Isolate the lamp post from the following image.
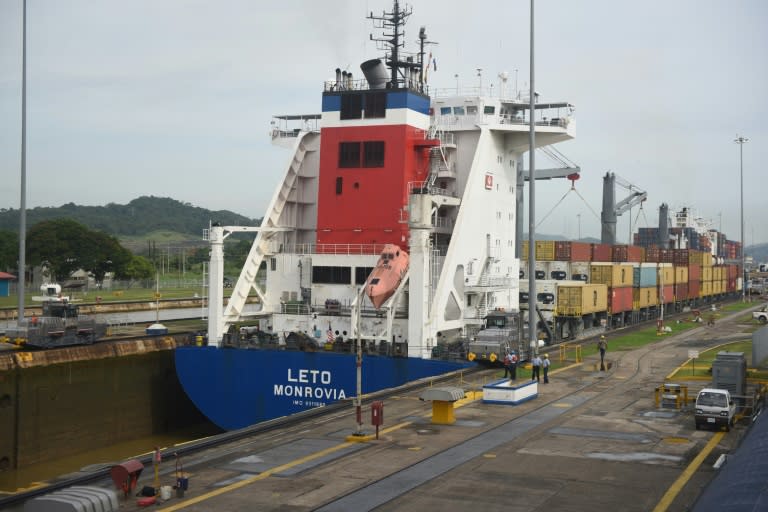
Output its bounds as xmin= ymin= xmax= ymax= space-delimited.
xmin=734 ymin=135 xmax=748 ymax=301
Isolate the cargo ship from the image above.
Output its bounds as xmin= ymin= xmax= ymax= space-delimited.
xmin=175 ymin=1 xmax=576 ymax=430
xmin=175 ymin=2 xmax=742 ymax=431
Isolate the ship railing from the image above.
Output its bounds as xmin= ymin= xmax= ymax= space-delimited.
xmin=323 ymin=77 xmax=428 ymax=95
xmin=270 ymin=114 xmax=321 ymax=141
xmin=287 ymin=243 xmax=389 ymax=256
xmin=407 ymin=181 xmax=458 ymax=198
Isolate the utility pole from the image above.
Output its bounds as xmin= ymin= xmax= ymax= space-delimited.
xmin=734 ymin=135 xmax=748 ymax=301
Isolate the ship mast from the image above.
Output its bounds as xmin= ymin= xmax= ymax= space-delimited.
xmin=18 ymin=0 xmax=28 ymax=326
xmin=368 ymin=1 xmax=423 ymax=91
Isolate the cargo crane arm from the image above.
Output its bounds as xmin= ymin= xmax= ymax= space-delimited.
xmin=601 ymin=172 xmax=647 ymax=245
xmin=613 ymin=174 xmax=647 ymax=216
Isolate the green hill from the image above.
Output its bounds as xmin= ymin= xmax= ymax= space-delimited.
xmin=0 ymin=196 xmax=258 ymax=237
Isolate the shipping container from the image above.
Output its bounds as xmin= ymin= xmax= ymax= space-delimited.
xmin=521 ymin=240 xmax=529 ymax=260
xmin=569 ymin=262 xmax=590 ymax=282
xmin=612 ymin=244 xmax=645 ymax=263
xmin=674 ymin=282 xmax=689 ymax=301
xmin=549 ymin=261 xmax=570 ymax=280
xmin=658 ymin=284 xmax=674 ymax=304
xmin=688 ymin=250 xmax=706 ymax=266
xmin=674 ymin=266 xmax=689 ymax=285
xmin=590 ymin=263 xmax=634 ymax=287
xmin=688 ymin=280 xmax=701 ymax=299
xmin=535 ymin=261 xmax=549 ymax=280
xmin=632 ymin=286 xmax=658 ymax=309
xmin=689 ymin=264 xmax=701 ymax=281
xmin=673 ymin=249 xmax=690 ymax=266
xmin=556 ymin=283 xmax=608 ymax=316
xmin=702 ymin=280 xmax=713 ymax=297
xmin=591 ymin=243 xmax=613 ymax=262
xmin=554 ymin=241 xmax=592 ymax=262
xmin=535 ymin=240 xmax=556 ymax=261
xmin=702 ymin=252 xmax=713 ymax=267
xmin=657 ymin=263 xmax=674 ymax=286
xmin=633 ymin=263 xmax=658 ymax=287
xmin=519 ymin=279 xmax=556 ymax=310
xmin=702 ymin=266 xmax=713 ymax=282
xmin=608 ymin=286 xmax=633 ymax=313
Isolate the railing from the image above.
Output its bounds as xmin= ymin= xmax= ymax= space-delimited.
xmin=323 ymin=77 xmax=428 ymax=95
xmin=288 ymin=243 xmax=388 ymax=256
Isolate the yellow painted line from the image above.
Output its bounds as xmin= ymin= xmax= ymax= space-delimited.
xmin=651 ymin=431 xmax=724 ymax=512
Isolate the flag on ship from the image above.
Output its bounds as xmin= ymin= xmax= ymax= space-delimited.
xmin=327 ymin=323 xmax=334 ymax=343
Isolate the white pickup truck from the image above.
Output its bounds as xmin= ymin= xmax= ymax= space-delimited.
xmin=753 ymin=305 xmax=768 ymax=324
xmin=694 ymin=388 xmax=736 ymax=431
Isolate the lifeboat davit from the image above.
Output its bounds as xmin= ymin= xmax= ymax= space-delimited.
xmin=366 ymin=244 xmax=409 ymax=309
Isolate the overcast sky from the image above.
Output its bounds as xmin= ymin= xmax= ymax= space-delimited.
xmin=1 ymin=0 xmax=766 ymax=245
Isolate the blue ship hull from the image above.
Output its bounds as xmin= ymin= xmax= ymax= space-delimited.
xmin=175 ymin=346 xmax=473 ymax=431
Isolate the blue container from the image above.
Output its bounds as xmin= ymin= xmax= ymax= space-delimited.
xmin=633 ymin=265 xmax=657 ymax=287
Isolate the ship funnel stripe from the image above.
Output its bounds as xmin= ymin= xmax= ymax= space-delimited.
xmin=322 ymin=91 xmax=430 ymax=115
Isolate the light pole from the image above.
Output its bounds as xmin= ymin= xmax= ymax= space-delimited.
xmin=734 ymin=135 xmax=748 ymax=301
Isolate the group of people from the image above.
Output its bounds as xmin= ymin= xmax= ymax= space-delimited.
xmin=503 ymin=350 xmax=550 ymax=383
xmin=503 ymin=335 xmax=609 ymax=383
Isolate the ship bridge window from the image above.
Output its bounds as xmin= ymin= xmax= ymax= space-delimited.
xmin=339 ymin=142 xmax=361 ymax=168
xmin=355 ymin=266 xmax=374 ymax=284
xmin=364 ymin=92 xmax=386 ymax=118
xmin=363 ymin=141 xmax=385 ymax=167
xmin=440 ymin=107 xmax=451 ymax=115
xmin=340 ymin=93 xmax=363 ymax=120
xmin=312 ymin=266 xmax=352 ymax=284
xmin=453 ymin=106 xmax=465 ymax=115
xmin=484 ymin=106 xmax=495 ymax=115
xmin=466 ymin=105 xmax=477 ymax=115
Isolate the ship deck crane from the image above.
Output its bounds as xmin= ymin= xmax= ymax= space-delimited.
xmin=600 ymin=172 xmax=647 ymax=245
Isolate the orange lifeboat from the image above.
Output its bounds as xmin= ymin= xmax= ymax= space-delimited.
xmin=366 ymin=244 xmax=409 ymax=309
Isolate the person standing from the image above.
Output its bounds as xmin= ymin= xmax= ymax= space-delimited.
xmin=542 ymin=354 xmax=551 ymax=383
xmin=503 ymin=351 xmax=513 ymax=379
xmin=531 ymin=354 xmax=542 ymax=382
xmin=597 ymin=335 xmax=608 ymax=370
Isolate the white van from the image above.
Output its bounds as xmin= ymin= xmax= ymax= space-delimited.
xmin=694 ymin=388 xmax=736 ymax=431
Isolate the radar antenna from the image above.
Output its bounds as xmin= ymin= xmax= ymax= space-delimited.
xmin=368 ymin=1 xmax=426 ymax=90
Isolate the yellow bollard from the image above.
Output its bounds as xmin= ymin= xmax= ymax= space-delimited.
xmin=431 ymin=401 xmax=456 ymax=425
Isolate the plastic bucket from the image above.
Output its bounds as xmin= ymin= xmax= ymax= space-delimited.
xmin=160 ymin=486 xmax=172 ymax=500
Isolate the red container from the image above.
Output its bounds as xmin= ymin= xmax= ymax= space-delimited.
xmin=555 ymin=241 xmax=592 ymax=262
xmin=673 ymin=249 xmax=689 ymax=266
xmin=613 ymin=244 xmax=644 ymax=262
xmin=645 ymin=247 xmax=660 ymax=262
xmin=688 ymin=264 xmax=701 ymax=281
xmin=675 ymin=283 xmax=689 ymax=300
xmin=608 ymin=286 xmax=633 ymax=313
xmin=658 ymin=284 xmax=674 ymax=303
xmin=688 ymin=280 xmax=701 ymax=299
xmin=591 ymin=243 xmax=612 ymax=262
xmin=659 ymin=249 xmax=673 ymax=263
xmin=727 ymin=264 xmax=738 ymax=280
xmin=727 ymin=278 xmax=736 ymax=293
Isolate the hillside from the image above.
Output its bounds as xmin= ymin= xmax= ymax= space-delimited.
xmin=0 ymin=196 xmax=258 ymax=237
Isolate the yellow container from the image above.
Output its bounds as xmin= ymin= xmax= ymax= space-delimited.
xmin=688 ymin=250 xmax=702 ymax=266
xmin=535 ymin=240 xmax=556 ymax=261
xmin=521 ymin=240 xmax=529 ymax=260
xmin=702 ymin=281 xmax=713 ymax=296
xmin=702 ymin=266 xmax=713 ymax=282
xmin=702 ymin=252 xmax=713 ymax=267
xmin=556 ymin=283 xmax=608 ymax=316
xmin=590 ymin=263 xmax=634 ymax=287
xmin=632 ymin=286 xmax=658 ymax=309
xmin=657 ymin=264 xmax=674 ymax=286
xmin=674 ymin=266 xmax=688 ymax=284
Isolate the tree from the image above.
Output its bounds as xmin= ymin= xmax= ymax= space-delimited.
xmin=0 ymin=230 xmax=18 ymax=272
xmin=27 ymin=219 xmax=133 ymax=284
xmin=115 ymin=255 xmax=156 ymax=285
